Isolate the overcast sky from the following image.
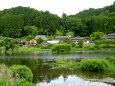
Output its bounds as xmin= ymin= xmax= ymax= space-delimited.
xmin=0 ymin=0 xmax=114 ymax=16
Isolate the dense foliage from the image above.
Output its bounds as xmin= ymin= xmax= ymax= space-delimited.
xmin=108 ymin=57 xmax=115 ymax=65
xmin=89 ymin=32 xmax=104 ymax=41
xmin=37 ymin=38 xmax=43 ymax=44
xmin=52 ymin=44 xmax=72 ymax=53
xmin=0 ymin=2 xmax=115 ymax=38
xmin=80 ymin=58 xmax=110 ymax=72
xmin=95 ymin=39 xmax=115 ymax=44
xmin=10 ymin=65 xmax=33 ymax=82
xmin=77 ymin=40 xmax=83 ymax=48
xmin=0 ymin=39 xmax=19 ymax=53
xmin=0 ymin=64 xmax=35 ymax=86
xmin=14 ymin=80 xmax=35 ymax=86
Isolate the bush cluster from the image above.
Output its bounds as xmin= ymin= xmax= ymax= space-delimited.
xmin=0 ymin=64 xmax=35 ymax=86
xmin=14 ymin=79 xmax=35 ymax=86
xmin=10 ymin=65 xmax=33 ymax=82
xmin=80 ymin=58 xmax=110 ymax=72
xmin=52 ymin=44 xmax=72 ymax=53
xmin=108 ymin=57 xmax=115 ymax=65
xmin=95 ymin=39 xmax=115 ymax=45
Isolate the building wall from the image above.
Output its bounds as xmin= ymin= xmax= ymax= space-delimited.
xmin=30 ymin=39 xmax=37 ymax=44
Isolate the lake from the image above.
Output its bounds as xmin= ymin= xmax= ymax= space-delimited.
xmin=0 ymin=50 xmax=115 ymax=86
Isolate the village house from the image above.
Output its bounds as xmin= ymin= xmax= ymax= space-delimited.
xmin=70 ymin=37 xmax=89 ymax=44
xmin=101 ymin=33 xmax=115 ymax=40
xmin=47 ymin=40 xmax=59 ymax=44
xmin=55 ymin=36 xmax=89 ymax=44
xmin=30 ymin=35 xmax=48 ymax=46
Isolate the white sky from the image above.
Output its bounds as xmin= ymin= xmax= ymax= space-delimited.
xmin=0 ymin=0 xmax=114 ymax=16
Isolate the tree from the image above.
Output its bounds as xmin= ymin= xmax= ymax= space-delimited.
xmin=23 ymin=26 xmax=38 ymax=36
xmin=66 ymin=31 xmax=74 ymax=37
xmin=0 ymin=15 xmax=24 ymax=38
xmin=63 ymin=17 xmax=88 ymax=36
xmin=62 ymin=13 xmax=67 ymax=18
xmin=2 ymin=39 xmax=18 ymax=53
xmin=89 ymin=32 xmax=105 ymax=41
xmin=60 ymin=38 xmax=70 ymax=44
xmin=77 ymin=40 xmax=83 ymax=48
xmin=55 ymin=30 xmax=63 ymax=36
xmin=52 ymin=44 xmax=72 ymax=53
xmin=37 ymin=38 xmax=43 ymax=44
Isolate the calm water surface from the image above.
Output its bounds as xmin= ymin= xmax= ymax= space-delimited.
xmin=0 ymin=50 xmax=115 ymax=86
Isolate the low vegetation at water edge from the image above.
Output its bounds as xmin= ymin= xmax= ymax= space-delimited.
xmin=0 ymin=64 xmax=35 ymax=86
xmin=52 ymin=44 xmax=72 ymax=53
xmin=55 ymin=57 xmax=115 ymax=72
xmin=80 ymin=58 xmax=110 ymax=72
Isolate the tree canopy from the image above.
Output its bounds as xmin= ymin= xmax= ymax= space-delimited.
xmin=0 ymin=2 xmax=115 ymax=38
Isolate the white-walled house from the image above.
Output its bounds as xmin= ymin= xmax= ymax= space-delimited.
xmin=47 ymin=40 xmax=59 ymax=44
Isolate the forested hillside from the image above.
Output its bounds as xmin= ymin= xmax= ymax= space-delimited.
xmin=0 ymin=2 xmax=115 ymax=38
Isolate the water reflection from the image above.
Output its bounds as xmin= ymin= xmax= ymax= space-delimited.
xmin=0 ymin=50 xmax=115 ymax=86
xmin=0 ymin=50 xmax=115 ymax=59
xmin=37 ymin=75 xmax=113 ymax=86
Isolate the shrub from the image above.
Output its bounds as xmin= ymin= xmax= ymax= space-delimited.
xmin=94 ymin=45 xmax=100 ymax=49
xmin=0 ymin=82 xmax=10 ymax=86
xmin=36 ymin=44 xmax=42 ymax=48
xmin=10 ymin=65 xmax=33 ymax=82
xmin=83 ymin=45 xmax=95 ymax=49
xmin=52 ymin=44 xmax=72 ymax=53
xmin=21 ymin=35 xmax=35 ymax=41
xmin=80 ymin=58 xmax=110 ymax=72
xmin=60 ymin=38 xmax=71 ymax=44
xmin=14 ymin=79 xmax=35 ymax=86
xmin=99 ymin=44 xmax=110 ymax=48
xmin=77 ymin=40 xmax=83 ymax=48
xmin=95 ymin=39 xmax=115 ymax=45
xmin=36 ymin=38 xmax=43 ymax=44
xmin=89 ymin=32 xmax=104 ymax=41
xmin=40 ymin=46 xmax=50 ymax=49
xmin=108 ymin=57 xmax=115 ymax=65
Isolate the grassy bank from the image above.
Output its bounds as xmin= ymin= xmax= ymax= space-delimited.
xmin=0 ymin=47 xmax=51 ymax=54
xmin=17 ymin=47 xmax=51 ymax=52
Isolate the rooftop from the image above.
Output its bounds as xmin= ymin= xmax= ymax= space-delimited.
xmin=102 ymin=33 xmax=115 ymax=39
xmin=70 ymin=37 xmax=88 ymax=40
xmin=55 ymin=36 xmax=71 ymax=39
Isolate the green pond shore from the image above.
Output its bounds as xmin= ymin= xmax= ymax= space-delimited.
xmin=1 ymin=44 xmax=115 ymax=53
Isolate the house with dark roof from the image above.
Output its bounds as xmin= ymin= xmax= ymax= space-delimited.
xmin=101 ymin=33 xmax=115 ymax=39
xmin=30 ymin=35 xmax=48 ymax=46
xmin=55 ymin=36 xmax=71 ymax=40
xmin=70 ymin=37 xmax=89 ymax=44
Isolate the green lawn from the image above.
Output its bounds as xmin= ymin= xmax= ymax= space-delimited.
xmin=17 ymin=47 xmax=51 ymax=52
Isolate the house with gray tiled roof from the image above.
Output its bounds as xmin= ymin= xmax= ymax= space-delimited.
xmin=101 ymin=33 xmax=115 ymax=39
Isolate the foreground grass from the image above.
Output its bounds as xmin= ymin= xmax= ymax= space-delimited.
xmin=0 ymin=64 xmax=35 ymax=86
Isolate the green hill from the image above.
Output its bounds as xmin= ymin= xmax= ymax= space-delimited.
xmin=0 ymin=2 xmax=115 ymax=38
